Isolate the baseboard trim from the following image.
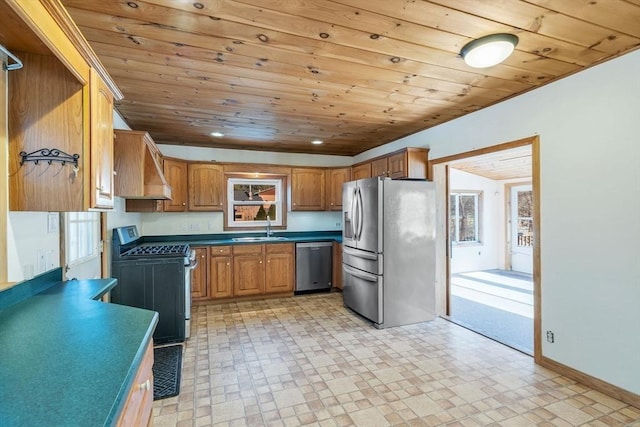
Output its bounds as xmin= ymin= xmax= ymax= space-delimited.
xmin=539 ymin=356 xmax=639 ymax=409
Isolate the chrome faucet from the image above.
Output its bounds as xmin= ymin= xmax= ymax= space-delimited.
xmin=266 ymin=216 xmax=273 ymax=237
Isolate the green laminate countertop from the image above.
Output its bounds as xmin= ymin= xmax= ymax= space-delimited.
xmin=143 ymin=230 xmax=342 ymax=247
xmin=0 ymin=276 xmax=158 ymax=426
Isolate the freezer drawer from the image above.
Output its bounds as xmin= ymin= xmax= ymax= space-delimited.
xmin=342 ymin=264 xmax=383 ymax=324
xmin=342 ymin=245 xmax=381 ymax=275
xmin=295 ymin=242 xmax=333 ymax=293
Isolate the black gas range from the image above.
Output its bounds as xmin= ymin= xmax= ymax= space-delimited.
xmin=111 ymin=225 xmax=196 ymax=344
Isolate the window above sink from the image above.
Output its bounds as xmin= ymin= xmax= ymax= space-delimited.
xmin=226 ymin=177 xmax=284 ymax=230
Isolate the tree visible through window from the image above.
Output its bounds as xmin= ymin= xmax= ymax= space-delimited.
xmin=450 ymin=192 xmax=480 ymax=244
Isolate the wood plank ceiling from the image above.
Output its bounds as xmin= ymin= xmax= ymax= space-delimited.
xmin=450 ymin=145 xmax=532 ymax=180
xmin=60 ymin=0 xmax=640 ymax=156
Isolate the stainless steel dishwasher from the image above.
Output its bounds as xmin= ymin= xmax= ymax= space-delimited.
xmin=295 ymin=242 xmax=333 ymax=294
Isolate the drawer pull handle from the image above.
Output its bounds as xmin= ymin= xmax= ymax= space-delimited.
xmin=139 ymin=379 xmax=151 ymax=391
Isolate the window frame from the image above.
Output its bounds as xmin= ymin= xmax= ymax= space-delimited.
xmin=225 ymin=175 xmax=287 ymax=230
xmin=64 ymin=212 xmax=100 ymax=266
xmin=449 ymin=191 xmax=482 ymax=245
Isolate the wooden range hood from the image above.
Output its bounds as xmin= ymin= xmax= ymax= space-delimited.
xmin=113 ymin=130 xmax=172 ymax=200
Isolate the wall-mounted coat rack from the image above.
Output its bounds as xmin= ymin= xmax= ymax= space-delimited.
xmin=19 ymin=148 xmax=80 ymax=168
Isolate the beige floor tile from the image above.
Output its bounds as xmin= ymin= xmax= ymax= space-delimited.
xmin=155 ymin=293 xmax=639 ymax=426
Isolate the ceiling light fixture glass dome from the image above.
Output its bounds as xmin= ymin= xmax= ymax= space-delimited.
xmin=460 ymin=34 xmax=519 ymax=68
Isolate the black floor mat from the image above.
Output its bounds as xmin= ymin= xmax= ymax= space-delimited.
xmin=153 ymin=345 xmax=183 ymax=400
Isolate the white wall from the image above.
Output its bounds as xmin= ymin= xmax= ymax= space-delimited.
xmin=357 ymin=50 xmax=640 ymax=394
xmin=6 ymin=212 xmax=60 ymax=281
xmin=449 ymin=168 xmax=500 ymax=274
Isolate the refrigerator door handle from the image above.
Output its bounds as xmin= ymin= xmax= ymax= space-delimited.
xmin=343 ymin=264 xmax=378 ymax=282
xmin=351 ymin=187 xmax=358 ymax=240
xmin=343 ymin=246 xmax=377 ymax=260
xmin=356 ymin=187 xmax=364 ymax=240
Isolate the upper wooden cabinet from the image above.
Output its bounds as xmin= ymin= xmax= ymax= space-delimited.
xmin=163 ymin=159 xmax=188 ymax=212
xmin=351 ymin=148 xmax=430 ymax=181
xmin=370 ymin=157 xmax=388 ymax=178
xmin=326 ymin=167 xmax=351 ymax=211
xmin=188 ymin=163 xmax=224 ymax=211
xmin=351 ymin=163 xmax=372 ymax=180
xmin=90 ymin=69 xmax=115 ymax=209
xmin=4 ymin=0 xmax=122 ymax=212
xmin=388 ymin=148 xmax=429 ymax=179
xmin=113 ymin=130 xmax=171 ymax=200
xmin=291 ymin=168 xmax=326 ymax=211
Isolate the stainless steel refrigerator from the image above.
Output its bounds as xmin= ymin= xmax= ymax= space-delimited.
xmin=342 ymin=176 xmax=436 ymax=328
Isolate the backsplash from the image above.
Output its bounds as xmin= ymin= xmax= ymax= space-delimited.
xmin=140 ymin=211 xmax=342 ymax=236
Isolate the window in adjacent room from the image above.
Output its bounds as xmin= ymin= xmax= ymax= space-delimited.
xmin=450 ymin=192 xmax=481 ymax=244
xmin=65 ymin=211 xmax=100 ymax=265
xmin=226 ymin=177 xmax=284 ymax=228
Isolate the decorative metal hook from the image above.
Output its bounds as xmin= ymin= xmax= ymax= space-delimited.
xmin=19 ymin=148 xmax=80 ymax=168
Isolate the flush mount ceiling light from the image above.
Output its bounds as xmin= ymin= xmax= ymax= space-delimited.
xmin=210 ymin=132 xmax=224 ymax=138
xmin=460 ymin=33 xmax=519 ymax=68
xmin=311 ymin=140 xmax=323 ymax=145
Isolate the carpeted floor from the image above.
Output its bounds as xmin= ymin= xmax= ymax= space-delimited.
xmin=449 ymin=269 xmax=533 ymax=355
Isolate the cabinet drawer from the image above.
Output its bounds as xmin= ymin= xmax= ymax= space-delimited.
xmin=210 ymin=245 xmax=231 ymax=256
xmin=266 ymin=243 xmax=294 ymax=254
xmin=233 ymin=244 xmax=264 ymax=255
xmin=117 ymin=340 xmax=154 ymax=427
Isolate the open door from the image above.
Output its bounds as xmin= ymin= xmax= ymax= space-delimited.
xmin=509 ymin=185 xmax=533 ymax=275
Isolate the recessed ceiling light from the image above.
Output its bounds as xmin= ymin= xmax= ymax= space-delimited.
xmin=460 ymin=34 xmax=519 ymax=68
xmin=311 ymin=140 xmax=323 ymax=145
xmin=210 ymin=132 xmax=224 ymax=138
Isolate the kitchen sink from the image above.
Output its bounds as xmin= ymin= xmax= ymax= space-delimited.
xmin=232 ymin=236 xmax=288 ymax=242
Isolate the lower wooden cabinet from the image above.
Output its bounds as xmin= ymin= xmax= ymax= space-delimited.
xmin=191 ymin=247 xmax=209 ymax=300
xmin=210 ymin=246 xmax=233 ymax=298
xmin=265 ymin=243 xmax=294 ymax=293
xmin=116 ymin=340 xmax=153 ymax=427
xmin=233 ymin=244 xmax=265 ymax=296
xmin=190 ymin=243 xmax=296 ymax=301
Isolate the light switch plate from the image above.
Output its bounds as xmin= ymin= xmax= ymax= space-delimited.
xmin=47 ymin=213 xmax=58 ymax=233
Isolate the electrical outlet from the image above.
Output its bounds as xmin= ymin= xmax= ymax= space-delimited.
xmin=188 ymin=223 xmax=201 ymax=231
xmin=546 ymin=330 xmax=555 ymax=343
xmin=335 ymin=222 xmax=341 ymax=227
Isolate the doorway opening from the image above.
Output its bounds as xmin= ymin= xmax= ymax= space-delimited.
xmin=431 ymin=137 xmax=540 ymax=359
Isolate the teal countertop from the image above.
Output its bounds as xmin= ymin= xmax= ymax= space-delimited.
xmin=0 ymin=269 xmax=158 ymax=427
xmin=144 ymin=230 xmax=342 ymax=246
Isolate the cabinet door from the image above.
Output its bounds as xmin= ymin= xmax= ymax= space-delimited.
xmin=233 ymin=245 xmax=264 ymax=296
xmin=265 ymin=244 xmax=294 ymax=293
xmin=371 ymin=157 xmax=389 ymax=177
xmin=351 ymin=163 xmax=371 ymax=180
xmin=291 ymin=168 xmax=325 ymax=211
xmin=191 ymin=247 xmax=209 ymax=300
xmin=117 ymin=341 xmax=153 ymax=427
xmin=326 ymin=167 xmax=351 ymax=211
xmin=90 ymin=69 xmax=115 ymax=209
xmin=210 ymin=255 xmax=233 ymax=298
xmin=163 ymin=159 xmax=188 ymax=211
xmin=387 ymin=151 xmax=407 ymax=179
xmin=188 ymin=163 xmax=224 ymax=211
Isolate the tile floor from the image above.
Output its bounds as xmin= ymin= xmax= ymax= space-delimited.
xmin=152 ymin=293 xmax=640 ymax=427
